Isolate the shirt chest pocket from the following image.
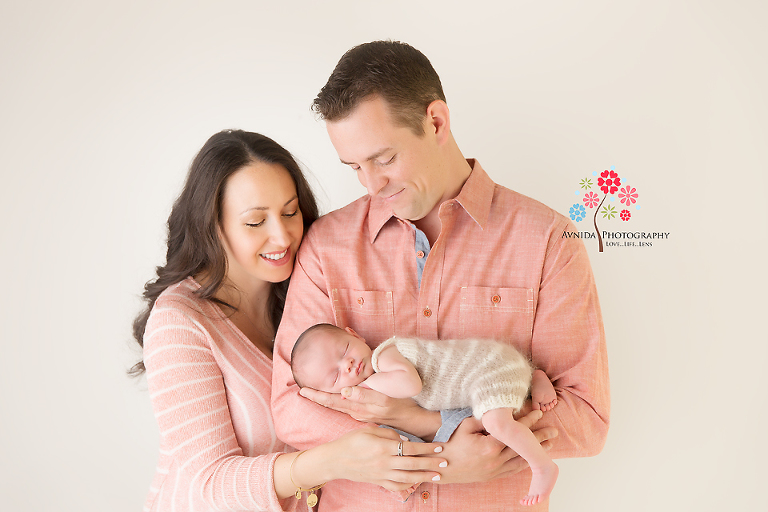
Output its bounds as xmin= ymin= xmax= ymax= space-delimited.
xmin=331 ymin=289 xmax=395 ymax=343
xmin=459 ymin=287 xmax=535 ymax=350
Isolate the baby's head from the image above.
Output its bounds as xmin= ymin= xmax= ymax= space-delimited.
xmin=291 ymin=323 xmax=374 ymax=393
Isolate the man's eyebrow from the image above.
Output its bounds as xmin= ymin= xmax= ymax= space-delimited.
xmin=239 ymin=195 xmax=298 ymax=215
xmin=339 ymin=147 xmax=393 ymax=166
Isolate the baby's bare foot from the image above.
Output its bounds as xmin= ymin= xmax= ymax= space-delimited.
xmin=539 ymin=398 xmax=558 ymax=411
xmin=520 ymin=460 xmax=559 ymax=506
xmin=531 ymin=369 xmax=557 ymax=411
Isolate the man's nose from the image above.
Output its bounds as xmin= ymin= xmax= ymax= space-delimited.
xmin=359 ymin=167 xmax=388 ymax=197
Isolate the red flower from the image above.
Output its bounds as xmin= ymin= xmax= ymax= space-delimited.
xmin=583 ymin=191 xmax=600 ymax=208
xmin=620 ymin=209 xmax=631 ymax=221
xmin=619 ymin=185 xmax=638 ymax=206
xmin=597 ymin=170 xmax=621 ymax=194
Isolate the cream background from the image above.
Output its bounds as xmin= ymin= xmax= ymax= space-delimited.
xmin=1 ymin=1 xmax=766 ymax=510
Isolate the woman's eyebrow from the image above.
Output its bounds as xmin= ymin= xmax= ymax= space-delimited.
xmin=239 ymin=195 xmax=298 ymax=215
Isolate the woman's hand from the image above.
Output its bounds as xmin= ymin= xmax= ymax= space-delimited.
xmin=435 ymin=410 xmax=558 ymax=484
xmin=294 ymin=426 xmax=447 ymax=492
xmin=299 ymin=386 xmax=442 ymax=440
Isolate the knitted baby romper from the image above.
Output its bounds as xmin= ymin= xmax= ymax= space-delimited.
xmin=371 ymin=336 xmax=533 ymax=419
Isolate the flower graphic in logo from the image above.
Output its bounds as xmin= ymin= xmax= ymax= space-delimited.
xmin=569 ymin=203 xmax=587 ymax=222
xmin=597 ymin=170 xmax=621 ymax=194
xmin=601 ymin=204 xmax=617 ymax=220
xmin=619 ymin=186 xmax=638 ymax=206
xmin=583 ymin=191 xmax=600 ymax=208
xmin=567 ymin=166 xmax=642 ymax=252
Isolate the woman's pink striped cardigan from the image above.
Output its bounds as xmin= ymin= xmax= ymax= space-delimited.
xmin=142 ymin=278 xmax=300 ymax=512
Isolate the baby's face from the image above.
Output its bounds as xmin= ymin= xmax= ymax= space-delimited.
xmin=301 ymin=328 xmax=375 ymax=393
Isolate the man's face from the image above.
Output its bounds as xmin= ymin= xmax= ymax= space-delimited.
xmin=326 ymin=96 xmax=447 ymax=222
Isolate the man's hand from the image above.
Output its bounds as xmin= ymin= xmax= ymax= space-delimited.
xmin=299 ymin=386 xmax=442 ymax=439
xmin=435 ymin=410 xmax=558 ymax=484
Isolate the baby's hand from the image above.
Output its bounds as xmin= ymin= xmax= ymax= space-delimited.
xmin=341 ymin=383 xmax=371 ymax=399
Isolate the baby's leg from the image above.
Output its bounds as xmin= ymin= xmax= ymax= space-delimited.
xmin=531 ymin=369 xmax=558 ymax=412
xmin=482 ymin=408 xmax=559 ymax=507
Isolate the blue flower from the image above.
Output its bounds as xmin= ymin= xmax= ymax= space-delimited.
xmin=569 ymin=203 xmax=586 ymax=222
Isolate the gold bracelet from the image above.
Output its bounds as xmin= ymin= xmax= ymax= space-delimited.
xmin=289 ymin=450 xmax=326 ymax=508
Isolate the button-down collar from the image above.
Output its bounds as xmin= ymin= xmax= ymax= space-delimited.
xmin=366 ymin=159 xmax=495 ymax=243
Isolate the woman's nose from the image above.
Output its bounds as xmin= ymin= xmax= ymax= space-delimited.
xmin=269 ymin=218 xmax=291 ymax=246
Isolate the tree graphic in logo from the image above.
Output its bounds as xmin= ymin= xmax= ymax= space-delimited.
xmin=568 ymin=166 xmax=640 ymax=252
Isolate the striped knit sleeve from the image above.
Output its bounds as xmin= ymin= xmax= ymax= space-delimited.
xmin=143 ymin=301 xmax=286 ymax=512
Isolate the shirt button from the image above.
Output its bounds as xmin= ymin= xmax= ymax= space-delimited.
xmin=423 ymin=307 xmax=432 ymax=317
xmin=357 ymin=297 xmax=364 ymax=305
xmin=421 ymin=491 xmax=430 ymax=501
xmin=416 ymin=250 xmax=425 ymax=259
xmin=492 ymin=294 xmax=501 ymax=304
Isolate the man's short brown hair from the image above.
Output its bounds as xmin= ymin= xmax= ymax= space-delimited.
xmin=312 ymin=40 xmax=446 ymax=135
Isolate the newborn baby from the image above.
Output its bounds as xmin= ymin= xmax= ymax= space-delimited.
xmin=291 ymin=323 xmax=559 ymax=507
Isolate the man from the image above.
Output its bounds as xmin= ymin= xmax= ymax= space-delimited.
xmin=272 ymin=40 xmax=609 ymax=511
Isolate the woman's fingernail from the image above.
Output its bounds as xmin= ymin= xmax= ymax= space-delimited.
xmin=439 ymin=461 xmax=447 ymax=468
xmin=341 ymin=387 xmax=352 ymax=397
xmin=433 ymin=446 xmax=443 ymax=453
xmin=432 ymin=475 xmax=441 ymax=481
xmin=400 ymin=435 xmax=408 ymax=441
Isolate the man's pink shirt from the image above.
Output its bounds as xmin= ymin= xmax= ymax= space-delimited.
xmin=272 ymin=160 xmax=610 ymax=511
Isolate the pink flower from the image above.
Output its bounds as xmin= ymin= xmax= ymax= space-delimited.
xmin=597 ymin=170 xmax=621 ymax=194
xmin=620 ymin=209 xmax=631 ymax=221
xmin=619 ymin=185 xmax=638 ymax=206
xmin=583 ymin=191 xmax=600 ymax=208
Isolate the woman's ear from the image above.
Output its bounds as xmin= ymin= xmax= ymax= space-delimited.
xmin=216 ymin=223 xmax=229 ymax=254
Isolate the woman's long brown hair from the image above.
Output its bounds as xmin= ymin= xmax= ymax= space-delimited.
xmin=129 ymin=130 xmax=319 ymax=376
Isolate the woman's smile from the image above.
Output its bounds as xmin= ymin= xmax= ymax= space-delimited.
xmin=260 ymin=248 xmax=290 ymax=265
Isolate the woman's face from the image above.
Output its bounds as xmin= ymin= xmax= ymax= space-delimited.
xmin=218 ymin=161 xmax=304 ymax=288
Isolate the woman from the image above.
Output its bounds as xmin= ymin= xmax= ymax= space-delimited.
xmin=131 ymin=130 xmax=445 ymax=511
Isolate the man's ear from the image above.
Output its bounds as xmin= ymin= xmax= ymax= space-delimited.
xmin=425 ymin=100 xmax=451 ymax=145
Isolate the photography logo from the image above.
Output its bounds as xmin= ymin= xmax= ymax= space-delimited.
xmin=565 ymin=166 xmax=667 ymax=252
